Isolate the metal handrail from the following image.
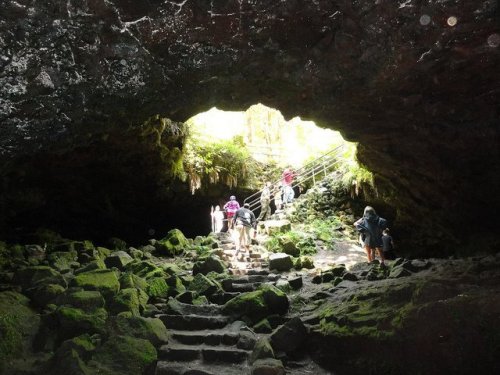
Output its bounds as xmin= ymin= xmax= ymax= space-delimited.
xmin=243 ymin=143 xmax=346 ymax=214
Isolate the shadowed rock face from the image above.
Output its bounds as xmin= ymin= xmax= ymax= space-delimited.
xmin=0 ymin=1 xmax=498 ymax=250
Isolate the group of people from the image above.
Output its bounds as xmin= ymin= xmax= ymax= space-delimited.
xmin=211 ymin=168 xmax=396 ymax=264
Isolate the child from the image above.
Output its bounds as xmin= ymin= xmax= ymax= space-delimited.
xmin=382 ymin=229 xmax=396 ymax=260
xmin=354 ymin=206 xmax=388 ymax=266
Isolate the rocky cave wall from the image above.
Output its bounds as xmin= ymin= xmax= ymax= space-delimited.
xmin=0 ymin=0 xmax=499 ymax=252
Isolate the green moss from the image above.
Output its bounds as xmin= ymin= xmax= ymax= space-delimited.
xmin=119 ymin=272 xmax=148 ymax=290
xmin=113 ymin=315 xmax=169 ymax=346
xmin=111 ymin=288 xmax=149 ymax=316
xmin=0 ymin=292 xmax=40 ymax=372
xmin=72 ymin=269 xmax=120 ymax=297
xmin=189 ymin=273 xmax=220 ymax=296
xmin=57 ymin=306 xmax=108 ymax=339
xmin=155 ymin=229 xmax=189 ymax=256
xmin=48 ymin=250 xmax=78 ymax=272
xmin=89 ymin=335 xmax=157 ymax=375
xmin=62 ymin=290 xmax=106 ymax=312
xmin=146 ymin=277 xmax=169 ymax=298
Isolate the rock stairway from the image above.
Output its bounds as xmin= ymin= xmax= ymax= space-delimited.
xmin=153 ymin=230 xmax=296 ymax=375
xmin=154 ymin=300 xmax=254 ymax=374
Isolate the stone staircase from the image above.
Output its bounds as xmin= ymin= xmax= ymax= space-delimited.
xmin=154 ymin=231 xmax=285 ymax=375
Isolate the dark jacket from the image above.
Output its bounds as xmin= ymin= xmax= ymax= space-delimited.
xmin=355 ymin=214 xmax=387 ymax=248
xmin=233 ymin=207 xmax=256 ymax=228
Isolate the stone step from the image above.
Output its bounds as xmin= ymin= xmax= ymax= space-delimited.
xmin=169 ymin=329 xmax=240 ymax=346
xmin=159 ymin=343 xmax=249 ymax=363
xmin=222 ymin=282 xmax=259 ymax=293
xmin=155 ymin=360 xmax=248 ymax=375
xmin=157 ymin=314 xmax=229 ymax=330
xmin=160 ymin=300 xmax=224 ymax=316
xmin=247 ymin=269 xmax=270 ymax=276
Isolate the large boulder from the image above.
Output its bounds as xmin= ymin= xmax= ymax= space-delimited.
xmin=104 ymin=251 xmax=133 ymax=270
xmin=192 ymin=255 xmax=227 ymax=275
xmin=223 ymin=285 xmax=289 ymax=324
xmin=88 ymin=335 xmax=157 ymax=375
xmin=112 ymin=315 xmax=169 ymax=346
xmin=111 ymin=288 xmax=149 ymax=316
xmin=0 ymin=292 xmax=41 ymax=374
xmin=189 ymin=273 xmax=221 ymax=296
xmin=270 ymin=317 xmax=307 ymax=353
xmin=265 ymin=220 xmax=292 ymax=236
xmin=251 ymin=359 xmax=285 ymax=375
xmin=155 ymin=229 xmax=189 ymax=257
xmin=56 ymin=306 xmax=108 ymax=340
xmin=13 ymin=266 xmax=67 ymax=290
xmin=71 ymin=269 xmax=120 ymax=297
xmin=59 ymin=290 xmax=106 ymax=312
xmin=269 ymin=253 xmax=294 ymax=272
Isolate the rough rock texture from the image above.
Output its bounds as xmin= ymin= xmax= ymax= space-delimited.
xmin=0 ymin=0 xmax=499 ymax=252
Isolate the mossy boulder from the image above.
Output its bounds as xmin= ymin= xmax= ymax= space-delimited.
xmin=13 ymin=266 xmax=67 ymax=290
xmin=72 ymin=269 xmax=120 ymax=297
xmin=189 ymin=273 xmax=221 ymax=296
xmin=28 ymin=283 xmax=66 ymax=307
xmin=59 ymin=291 xmax=106 ymax=312
xmin=0 ymin=291 xmax=41 ymax=373
xmin=250 ymin=338 xmax=275 ymax=364
xmin=119 ymin=272 xmax=148 ymax=291
xmin=155 ymin=229 xmax=189 ymax=256
xmin=51 ymin=334 xmax=97 ymax=375
xmin=104 ymin=251 xmax=133 ymax=270
xmin=56 ymin=306 xmax=108 ymax=340
xmin=165 ymin=275 xmax=186 ymax=296
xmin=192 ymin=255 xmax=227 ymax=275
xmin=112 ymin=315 xmax=169 ymax=346
xmin=223 ymin=285 xmax=289 ymax=324
xmin=89 ymin=335 xmax=157 ymax=375
xmin=48 ymin=250 xmax=78 ymax=272
xmin=146 ymin=277 xmax=169 ymax=298
xmin=265 ymin=220 xmax=292 ymax=235
xmin=75 ymin=259 xmax=106 ymax=275
xmin=280 ymin=238 xmax=300 ymax=257
xmin=294 ymin=256 xmax=314 ymax=270
xmin=111 ymin=288 xmax=149 ymax=316
xmin=251 ymin=358 xmax=285 ymax=375
xmin=126 ymin=261 xmax=166 ymax=279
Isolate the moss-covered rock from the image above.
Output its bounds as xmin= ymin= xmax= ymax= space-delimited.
xmin=89 ymin=335 xmax=157 ymax=375
xmin=253 ymin=319 xmax=273 ymax=334
xmin=155 ymin=228 xmax=189 ymax=257
xmin=50 ymin=334 xmax=97 ymax=375
xmin=119 ymin=272 xmax=148 ymax=291
xmin=72 ymin=269 xmax=120 ymax=297
xmin=56 ymin=306 xmax=108 ymax=340
xmin=126 ymin=260 xmax=166 ymax=279
xmin=0 ymin=291 xmax=41 ymax=373
xmin=59 ymin=290 xmax=106 ymax=312
xmin=48 ymin=250 xmax=78 ymax=272
xmin=223 ymin=285 xmax=289 ymax=324
xmin=28 ymin=283 xmax=66 ymax=307
xmin=104 ymin=251 xmax=133 ymax=270
xmin=13 ymin=266 xmax=67 ymax=290
xmin=268 ymin=253 xmax=293 ymax=272
xmin=165 ymin=275 xmax=186 ymax=296
xmin=250 ymin=337 xmax=275 ymax=364
xmin=280 ymin=238 xmax=300 ymax=257
xmin=75 ymin=259 xmax=107 ymax=275
xmin=192 ymin=255 xmax=227 ymax=275
xmin=146 ymin=277 xmax=169 ymax=298
xmin=111 ymin=288 xmax=149 ymax=316
xmin=189 ymin=273 xmax=221 ymax=296
xmin=112 ymin=315 xmax=169 ymax=346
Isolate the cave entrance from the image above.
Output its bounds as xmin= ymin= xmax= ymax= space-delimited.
xmin=173 ymin=103 xmax=370 ymax=238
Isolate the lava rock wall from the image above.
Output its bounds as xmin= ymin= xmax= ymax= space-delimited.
xmin=1 ymin=0 xmax=499 ymax=251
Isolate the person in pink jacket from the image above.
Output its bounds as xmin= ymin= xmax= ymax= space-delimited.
xmin=223 ymin=195 xmax=240 ymax=231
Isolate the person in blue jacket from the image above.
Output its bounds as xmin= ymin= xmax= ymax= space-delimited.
xmin=354 ymin=206 xmax=388 ymax=265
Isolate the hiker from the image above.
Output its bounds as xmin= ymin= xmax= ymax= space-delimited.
xmin=274 ymin=184 xmax=283 ymax=211
xmin=354 ymin=206 xmax=388 ymax=265
xmin=282 ymin=166 xmax=296 ymax=205
xmin=382 ymin=228 xmax=396 ymax=260
xmin=223 ymin=195 xmax=240 ymax=231
xmin=233 ymin=203 xmax=256 ymax=256
xmin=256 ymin=181 xmax=272 ymax=222
xmin=211 ymin=205 xmax=224 ymax=233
